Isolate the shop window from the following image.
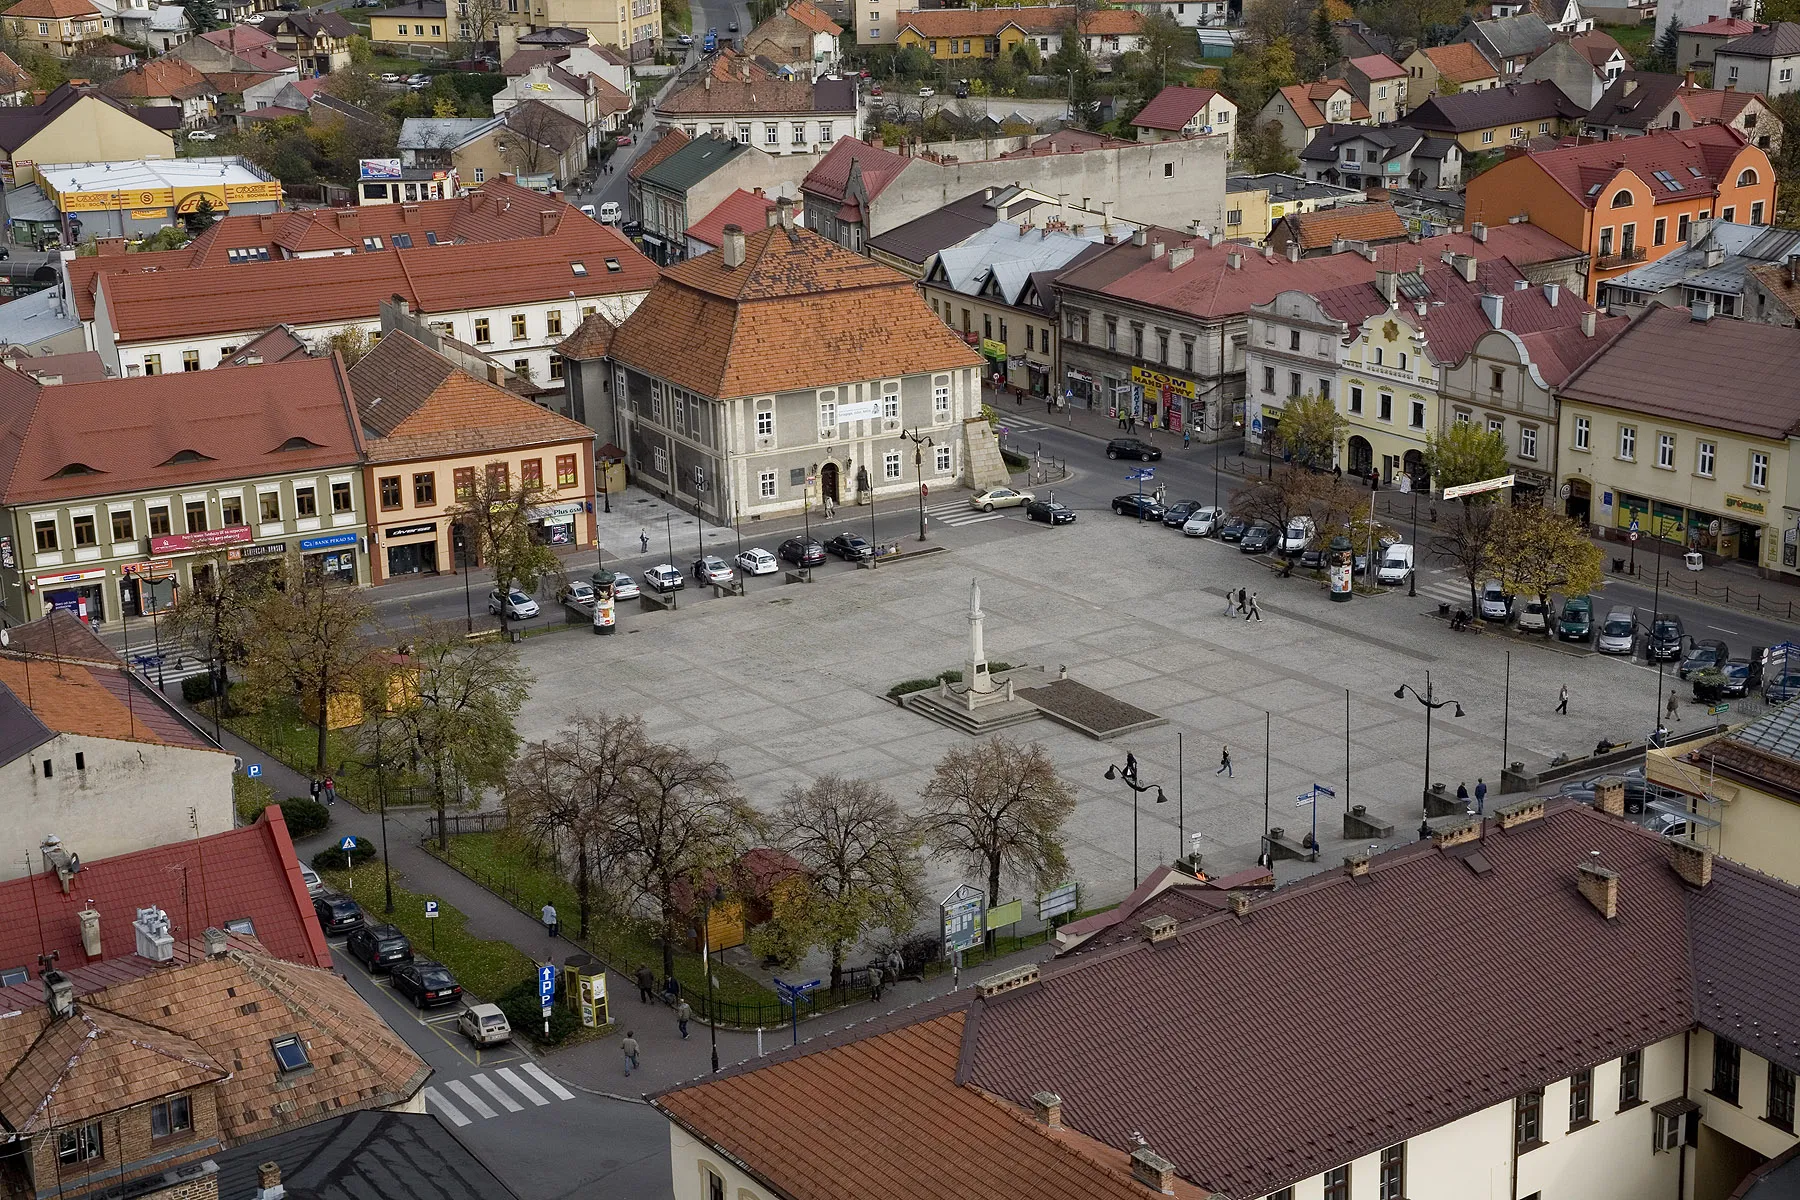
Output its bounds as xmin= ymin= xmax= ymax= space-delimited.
xmin=295 ymin=487 xmax=318 ymax=518
xmin=487 ymin=463 xmax=509 ymax=491
xmin=522 ymin=459 xmax=543 ymax=488
xmin=71 ymin=514 xmax=96 ymax=548
xmin=474 ymin=318 xmax=491 ymax=344
xmin=257 ymin=494 xmax=279 ymax=523
xmin=185 ymin=501 xmax=208 ymax=534
xmin=415 ymin=472 xmax=436 ymax=504
xmin=380 ymin=477 xmax=403 ymax=509
xmin=511 ymin=314 xmax=527 ymax=340
xmin=454 ymin=468 xmax=475 ymax=501
xmin=111 ymin=510 xmax=134 ymax=542
xmin=556 ymin=455 xmax=577 ymax=488
xmin=33 ymin=518 xmax=57 ymax=552
xmin=331 ymin=482 xmax=353 ymax=513
xmin=221 ymin=496 xmax=243 ymax=526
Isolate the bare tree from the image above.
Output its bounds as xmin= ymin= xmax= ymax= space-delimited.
xmin=918 ymin=737 xmax=1076 ymax=913
xmin=447 ymin=460 xmax=565 ymax=635
xmin=164 ymin=552 xmax=273 ymax=717
xmin=1229 ymin=464 xmax=1320 ymax=538
xmin=759 ymin=776 xmax=923 ymax=990
xmin=1431 ymin=503 xmax=1498 ymax=616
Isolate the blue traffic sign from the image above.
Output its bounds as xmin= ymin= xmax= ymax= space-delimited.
xmin=1251 ymin=416 xmax=1264 ymax=435
xmin=425 ymin=900 xmax=439 ymax=918
xmin=1629 ymin=517 xmax=1640 ymax=532
xmin=246 ymin=764 xmax=262 ymax=778
xmin=538 ymin=964 xmax=557 ymax=999
xmin=338 ymin=836 xmax=357 ymax=852
xmin=1127 ymin=467 xmax=1156 ymax=481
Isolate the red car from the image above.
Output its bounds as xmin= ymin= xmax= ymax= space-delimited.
xmin=870 ymin=81 xmax=883 ymax=95
xmin=616 ymin=133 xmax=634 ymax=146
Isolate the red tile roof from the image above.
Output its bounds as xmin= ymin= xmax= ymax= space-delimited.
xmin=1420 ymin=41 xmax=1501 ymax=84
xmin=1130 ymin=84 xmax=1224 ymax=131
xmin=784 ymin=0 xmax=842 ymax=34
xmin=0 ymin=807 xmax=330 ymax=973
xmin=556 ymin=310 xmax=616 ymax=360
xmin=1348 ymin=51 xmax=1406 ymax=78
xmin=0 ymin=354 xmax=362 ymax=505
xmin=101 ymin=57 xmax=214 ymax=101
xmin=688 ymin=187 xmax=777 ymax=248
xmin=1679 ymin=81 xmax=1766 ymax=123
xmin=1273 ymin=80 xmax=1369 ymax=127
xmin=1494 ymin=123 xmax=1756 ymax=208
xmin=1682 ymin=15 xmax=1755 ymax=34
xmin=609 ymin=222 xmax=980 ymax=399
xmin=800 ymin=136 xmax=911 ymax=204
xmin=1287 ymin=201 xmax=1408 ymax=249
xmin=4 ymin=0 xmax=101 ymax=18
xmin=628 ymin=126 xmax=689 ymax=182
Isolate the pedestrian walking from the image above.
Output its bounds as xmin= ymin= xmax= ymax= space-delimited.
xmin=1246 ymin=592 xmax=1262 ymax=622
xmin=1456 ymin=781 xmax=1470 ymax=808
xmin=868 ymin=963 xmax=884 ymax=1002
xmin=621 ymin=1031 xmax=639 ymax=1076
xmin=1224 ymin=588 xmax=1236 ymax=617
xmin=1182 ymin=429 xmax=1191 ymax=449
xmin=1237 ymin=587 xmax=1247 ymax=614
xmin=322 ymin=777 xmax=336 ymax=805
xmin=1556 ymin=684 xmax=1569 ymax=715
xmin=1667 ymin=691 xmax=1681 ymax=722
xmin=541 ymin=903 xmax=559 ymax=940
xmin=674 ymin=998 xmax=691 ymax=1039
xmin=1474 ymin=778 xmax=1487 ymax=814
xmin=886 ymin=947 xmax=904 ymax=982
xmin=309 ymin=777 xmax=322 ymax=804
xmin=635 ymin=964 xmax=655 ymax=1003
xmin=1217 ymin=746 xmax=1232 ymax=777
xmin=639 ymin=530 xmax=650 ymax=553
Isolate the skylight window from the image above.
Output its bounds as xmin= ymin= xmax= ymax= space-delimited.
xmin=1688 ymin=165 xmax=1704 ymax=177
xmin=393 ymin=233 xmax=413 ymax=248
xmin=363 ymin=236 xmax=384 ymax=251
xmin=571 ymin=261 xmax=588 ymax=275
xmin=425 ymin=231 xmax=439 ymax=245
xmin=271 ymin=1035 xmax=310 ymax=1073
xmin=226 ymin=247 xmax=270 ymax=263
xmin=1653 ymin=170 xmax=1685 ymax=192
xmin=604 ymin=258 xmax=621 ymax=273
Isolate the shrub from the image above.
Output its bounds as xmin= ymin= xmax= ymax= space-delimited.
xmin=182 ymin=673 xmax=217 ymax=703
xmin=495 ymin=977 xmax=584 ymax=1046
xmin=886 ymin=664 xmax=1015 ymax=701
xmin=278 ymin=797 xmax=332 ymax=839
xmin=312 ymin=836 xmax=376 ymax=871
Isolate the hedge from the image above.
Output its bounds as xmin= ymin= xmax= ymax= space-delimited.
xmin=312 ymin=836 xmax=376 ymax=871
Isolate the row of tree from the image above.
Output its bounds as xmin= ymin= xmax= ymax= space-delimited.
xmin=506 ymin=724 xmax=1076 ymax=989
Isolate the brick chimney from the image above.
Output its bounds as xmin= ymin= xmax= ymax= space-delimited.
xmin=96 ymin=237 xmax=128 ymax=257
xmin=1666 ymin=837 xmax=1714 ymax=887
xmin=722 ymin=223 xmax=746 ymax=268
xmin=1344 ymin=853 xmax=1371 ymax=878
xmin=540 ymin=209 xmax=558 ymax=235
xmin=256 ymin=1161 xmax=286 ymax=1200
xmin=1433 ymin=817 xmax=1482 ymax=848
xmin=1592 ymin=776 xmax=1625 ymax=817
xmin=1227 ymin=892 xmax=1250 ymax=918
xmin=1141 ymin=914 xmax=1178 ymax=943
xmin=1495 ymin=797 xmax=1545 ymax=830
xmin=776 ymin=195 xmax=794 ymax=230
xmin=258 ymin=212 xmax=275 ymax=234
xmin=1031 ymin=1091 xmax=1062 ymax=1128
xmin=1578 ymin=861 xmax=1619 ymax=919
xmin=335 ymin=209 xmax=359 ymax=232
xmin=1129 ymin=1147 xmax=1177 ymax=1195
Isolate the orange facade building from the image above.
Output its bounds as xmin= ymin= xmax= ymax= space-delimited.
xmin=1465 ymin=125 xmax=1776 ymax=301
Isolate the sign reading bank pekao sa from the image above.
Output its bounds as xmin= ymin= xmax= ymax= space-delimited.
xmin=301 ymin=533 xmax=359 ymax=552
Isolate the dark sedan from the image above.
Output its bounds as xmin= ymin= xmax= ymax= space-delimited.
xmin=1161 ymin=500 xmax=1204 ymax=528
xmin=1219 ymin=516 xmax=1249 ymax=542
xmin=1679 ymin=639 xmax=1728 ymax=679
xmin=311 ymin=891 xmax=365 ymax=937
xmin=1111 ymin=494 xmax=1166 ymax=521
xmin=1024 ymin=499 xmax=1075 ymax=525
xmin=1239 ymin=522 xmax=1278 ymax=553
xmin=391 ymin=959 xmax=463 ymax=1009
xmin=778 ymin=537 xmax=825 ymax=566
xmin=345 ymin=923 xmax=413 ymax=974
xmin=824 ymin=533 xmax=874 ymax=560
xmin=1104 ymin=438 xmax=1162 ymax=461
xmin=1691 ymin=661 xmax=1751 ymax=702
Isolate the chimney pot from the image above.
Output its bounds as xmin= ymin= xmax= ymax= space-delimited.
xmin=1031 ymin=1091 xmax=1063 ymax=1128
xmin=203 ymin=927 xmax=229 ymax=957
xmin=1141 ymin=914 xmax=1178 ymax=943
xmin=1150 ymin=240 xmax=1165 ymax=259
xmin=1471 ymin=220 xmax=1488 ymax=242
xmin=1344 ymin=854 xmax=1371 ymax=878
xmin=1545 ymin=282 xmax=1560 ymax=306
xmin=1286 ymin=244 xmax=1300 ymax=263
xmin=1129 ymin=1147 xmax=1178 ymax=1195
xmin=1582 ymin=309 xmax=1598 ymax=336
xmin=1226 ymin=249 xmax=1242 ymax=270
xmin=1495 ymin=797 xmax=1546 ymax=829
xmin=1376 ymin=269 xmax=1397 ymax=302
xmin=1480 ymin=292 xmax=1504 ymax=329
xmin=1577 ymin=861 xmax=1620 ymax=919
xmin=78 ymin=909 xmax=100 ymax=958
xmin=1208 ymin=230 xmax=1224 ymax=248
xmin=1457 ymin=254 xmax=1478 ymax=282
xmin=1592 ymin=776 xmax=1626 ymax=817
xmin=977 ymin=964 xmax=1040 ymax=997
xmin=776 ymin=195 xmax=794 ymax=231
xmin=1132 ymin=228 xmax=1148 ymax=247
xmin=1691 ymin=296 xmax=1714 ymax=321
xmin=1432 ymin=817 xmax=1482 ymax=848
xmin=1227 ymin=892 xmax=1250 ymax=917
xmin=43 ymin=971 xmax=74 ymax=1020
xmin=1666 ymin=836 xmax=1714 ymax=887
xmin=722 ymin=223 xmax=747 ymax=268
xmin=257 ymin=1161 xmax=286 ymax=1200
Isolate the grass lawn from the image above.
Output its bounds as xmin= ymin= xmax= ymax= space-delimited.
xmin=664 ymin=0 xmax=692 ymax=33
xmin=430 ymin=831 xmax=781 ymax=1016
xmin=218 ymin=693 xmax=383 ymax=811
xmin=1602 ymin=22 xmax=1654 ymax=66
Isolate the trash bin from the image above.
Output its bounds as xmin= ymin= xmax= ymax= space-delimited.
xmin=1612 ymin=557 xmax=1625 ymax=573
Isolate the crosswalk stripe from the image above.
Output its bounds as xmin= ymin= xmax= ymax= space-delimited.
xmin=497 ymin=1066 xmax=550 ymax=1106
xmin=523 ymin=1062 xmax=576 ymax=1100
xmin=422 ymin=1087 xmax=470 ymax=1127
xmin=446 ymin=1079 xmax=498 ymax=1119
xmin=473 ymin=1073 xmax=524 ymax=1112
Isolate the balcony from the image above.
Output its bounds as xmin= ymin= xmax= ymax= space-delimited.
xmin=1596 ymin=246 xmax=1647 ymax=269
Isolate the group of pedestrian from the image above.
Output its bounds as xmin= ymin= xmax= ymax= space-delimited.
xmin=1223 ymin=587 xmax=1262 ymax=622
xmin=308 ymin=777 xmax=337 ymax=806
xmin=1456 ymin=779 xmax=1489 ymax=814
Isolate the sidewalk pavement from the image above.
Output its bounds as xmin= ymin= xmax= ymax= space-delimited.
xmin=201 ymin=703 xmax=1053 ymax=1101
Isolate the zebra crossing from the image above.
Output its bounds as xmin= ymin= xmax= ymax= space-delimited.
xmin=925 ymin=499 xmax=1011 ymax=529
xmin=423 ymin=1062 xmax=577 ymax=1127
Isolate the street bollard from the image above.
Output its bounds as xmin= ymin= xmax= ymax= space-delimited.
xmin=756 ymin=1027 xmax=764 ymax=1057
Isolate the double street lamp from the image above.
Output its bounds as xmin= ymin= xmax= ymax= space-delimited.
xmin=1394 ymin=671 xmax=1465 ymax=820
xmin=900 ymin=429 xmax=934 ymax=541
xmin=1103 ymin=751 xmax=1167 ymax=887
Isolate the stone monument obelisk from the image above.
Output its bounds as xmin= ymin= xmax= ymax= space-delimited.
xmin=966 ymin=579 xmax=996 ymax=696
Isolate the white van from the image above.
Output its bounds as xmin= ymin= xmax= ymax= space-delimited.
xmin=1376 ymin=543 xmax=1414 ymax=585
xmin=1280 ymin=516 xmax=1315 ymax=554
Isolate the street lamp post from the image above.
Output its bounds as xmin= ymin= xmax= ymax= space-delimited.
xmin=1102 ymin=751 xmax=1168 ymax=887
xmin=1408 ymin=486 xmax=1420 ymax=598
xmin=901 ymin=430 xmax=934 ymax=541
xmin=1394 ymin=671 xmax=1466 ymax=817
xmin=375 ymin=716 xmax=393 ymax=915
xmin=701 ymin=883 xmax=723 ymax=1073
xmin=868 ymin=478 xmax=879 ymax=567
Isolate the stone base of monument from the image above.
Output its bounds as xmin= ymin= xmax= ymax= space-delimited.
xmin=902 ymin=666 xmax=1047 ymax=735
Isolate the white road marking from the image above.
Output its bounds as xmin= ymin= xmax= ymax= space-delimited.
xmin=422 ymin=1087 xmax=470 ymax=1127
xmin=446 ymin=1079 xmax=498 ymax=1119
xmin=473 ymin=1073 xmax=524 ymax=1112
xmin=523 ymin=1062 xmax=576 ymax=1099
xmin=497 ymin=1066 xmax=551 ymax=1106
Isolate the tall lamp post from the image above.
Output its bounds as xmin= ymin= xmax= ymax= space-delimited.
xmin=1394 ymin=671 xmax=1466 ymax=818
xmin=901 ymin=429 xmax=934 ymax=541
xmin=700 ymin=882 xmax=723 ymax=1073
xmin=1408 ymin=484 xmax=1420 ymax=598
xmin=1102 ymin=751 xmax=1167 ymax=887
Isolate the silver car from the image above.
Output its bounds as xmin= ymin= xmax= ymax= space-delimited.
xmin=1182 ymin=505 xmax=1222 ymax=537
xmin=593 ymin=570 xmax=639 ymax=600
xmin=1596 ymin=606 xmax=1637 ymax=655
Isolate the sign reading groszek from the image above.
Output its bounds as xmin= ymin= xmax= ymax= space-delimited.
xmin=1725 ymin=494 xmax=1768 ymax=517
xmin=1130 ymin=365 xmax=1197 ymax=399
xmin=150 ymin=525 xmax=254 ymax=555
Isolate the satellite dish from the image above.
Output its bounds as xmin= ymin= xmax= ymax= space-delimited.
xmin=0 ymin=628 xmax=9 ymax=647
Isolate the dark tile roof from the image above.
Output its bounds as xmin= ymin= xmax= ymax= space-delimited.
xmin=1131 ymin=84 xmax=1223 ymax=131
xmin=0 ymin=84 xmax=171 ymax=151
xmin=1587 ymin=72 xmax=1687 ymax=131
xmin=865 ymin=187 xmax=1006 ymax=265
xmin=1299 ymin=122 xmax=1425 ymax=162
xmin=211 ymin=1111 xmax=523 ymax=1200
xmin=0 ymin=678 xmax=52 ymax=769
xmin=1719 ymin=20 xmax=1800 ymax=58
xmin=1558 ymin=302 xmax=1800 ymax=438
xmin=638 ymin=134 xmax=748 ymax=194
xmin=1460 ymin=12 xmax=1556 ymax=60
xmin=1402 ymin=80 xmax=1585 ymax=133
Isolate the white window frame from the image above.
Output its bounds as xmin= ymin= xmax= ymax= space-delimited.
xmin=819 ymin=392 xmax=838 ymax=433
xmin=1657 ymin=433 xmax=1676 ymax=470
xmin=935 ymin=445 xmax=952 ymax=473
xmin=1411 ymin=400 xmax=1427 ymax=429
xmin=884 ymin=450 xmax=902 ymax=480
xmin=653 ymin=447 xmax=668 ymax=476
xmin=759 ymin=470 xmax=776 ymax=498
xmin=1697 ymin=440 xmax=1715 ymax=478
xmin=1574 ymin=415 xmax=1590 ymax=451
xmin=932 ymin=377 xmax=951 ymax=418
xmin=1520 ymin=426 xmax=1537 ymax=460
xmin=1751 ymin=451 xmax=1769 ymax=488
xmin=756 ymin=407 xmax=774 ymax=437
xmin=1618 ymin=424 xmax=1636 ymax=461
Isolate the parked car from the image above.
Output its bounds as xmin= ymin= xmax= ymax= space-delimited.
xmin=346 ymin=923 xmax=414 ymax=974
xmin=1104 ymin=438 xmax=1161 ymax=461
xmin=297 ymin=862 xmax=323 ymax=895
xmin=1680 ymin=639 xmax=1729 ymax=679
xmin=1299 ymin=547 xmax=1327 ymax=570
xmin=869 ymin=81 xmax=883 ymax=95
xmin=955 ymin=80 xmax=970 ymax=97
xmin=185 ymin=130 xmax=217 ymax=140
xmin=1596 ymin=606 xmax=1638 ymax=655
xmin=1161 ymin=500 xmax=1204 ymax=528
xmin=693 ymin=555 xmax=735 ymax=584
xmin=644 ymin=564 xmax=685 ymax=592
xmin=728 ymin=18 xmax=738 ymax=29
xmin=778 ymin=537 xmax=825 ymax=566
xmin=1024 ymin=499 xmax=1075 ymax=525
xmin=458 ymin=1002 xmax=512 ymax=1046
xmin=1516 ymin=600 xmax=1550 ymax=634
xmin=1557 ymin=596 xmax=1593 ymax=642
xmin=311 ymin=891 xmax=364 ymax=937
xmin=579 ymin=203 xmax=596 ymax=219
xmin=488 ymin=589 xmax=539 ymax=620
xmin=1218 ymin=515 xmax=1248 ymax=543
xmin=593 ymin=569 xmax=639 ymax=600
xmin=1478 ymin=580 xmax=1513 ymax=622
xmin=558 ymin=579 xmax=595 ymax=605
xmin=1182 ymin=505 xmax=1222 ymax=537
xmin=391 ymin=959 xmax=462 ymax=1009
xmin=1764 ymin=672 xmax=1800 ymax=703
xmin=1239 ymin=521 xmax=1278 ymax=553
xmin=676 ymin=32 xmax=692 ymax=43
xmin=1279 ymin=516 xmax=1315 ymax=555
xmin=1376 ymin=543 xmax=1413 ymax=585
xmin=616 ymin=133 xmax=634 ymax=147
xmin=1639 ymin=810 xmax=1691 ymax=838
xmin=380 ymin=73 xmax=401 ymax=83
xmin=970 ymin=486 xmax=1032 ymax=511
xmin=1557 ymin=775 xmax=1674 ymax=815
xmin=824 ymin=533 xmax=873 ymax=560
xmin=1111 ymin=494 xmax=1165 ymax=521
xmin=598 ymin=201 xmax=622 ymax=224
xmin=1691 ymin=661 xmax=1751 ymax=702
xmin=1647 ymin=613 xmax=1686 ymax=662
xmin=918 ymin=85 xmax=934 ymax=97
xmin=736 ymin=547 xmax=778 ymax=575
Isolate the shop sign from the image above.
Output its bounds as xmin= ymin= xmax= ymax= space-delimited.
xmin=230 ymin=541 xmax=287 ymax=560
xmin=1065 ymin=368 xmax=1093 ymax=383
xmin=149 ymin=524 xmax=254 ymax=555
xmin=1724 ymin=494 xmax=1768 ymax=518
xmin=300 ymin=532 xmax=359 ymax=552
xmin=385 ymin=522 xmax=438 ymax=540
xmin=32 ymin=567 xmax=107 ymax=586
xmin=129 ymin=208 xmax=164 ymax=220
xmin=122 ymin=558 xmax=175 ymax=577
xmin=980 ymin=338 xmax=1006 ymax=358
xmin=0 ymin=535 xmax=12 ymax=569
xmin=527 ymin=503 xmax=582 ymax=525
xmin=1131 ymin=365 xmax=1196 ymax=399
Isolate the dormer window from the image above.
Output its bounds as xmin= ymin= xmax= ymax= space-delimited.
xmin=51 ymin=463 xmax=98 ymax=477
xmin=276 ymin=436 xmax=322 ymax=452
xmin=160 ymin=449 xmax=214 ymax=466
